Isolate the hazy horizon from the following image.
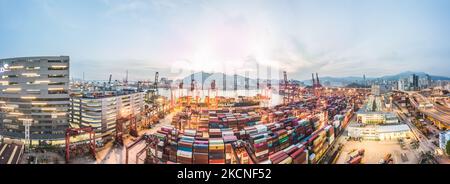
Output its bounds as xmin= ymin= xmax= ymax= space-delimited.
xmin=1 ymin=0 xmax=450 ymax=81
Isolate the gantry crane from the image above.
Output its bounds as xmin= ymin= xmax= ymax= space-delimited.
xmin=115 ymin=114 xmax=138 ymax=146
xmin=207 ymin=80 xmax=218 ymax=108
xmin=115 ymin=117 xmax=125 ymax=146
xmin=65 ymin=127 xmax=96 ymax=163
xmin=129 ymin=114 xmax=138 ymax=137
xmin=125 ymin=134 xmax=161 ymax=164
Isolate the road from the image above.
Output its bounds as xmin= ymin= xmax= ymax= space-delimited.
xmin=95 ymin=111 xmax=177 ymax=164
xmin=407 ymin=92 xmax=450 ymax=128
xmin=319 ymin=114 xmax=356 ymax=164
xmin=394 ymin=103 xmax=450 ymax=164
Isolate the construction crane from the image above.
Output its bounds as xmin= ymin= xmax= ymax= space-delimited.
xmin=65 ymin=127 xmax=96 ymax=163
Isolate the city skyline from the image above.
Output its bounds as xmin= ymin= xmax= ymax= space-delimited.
xmin=1 ymin=0 xmax=450 ymax=81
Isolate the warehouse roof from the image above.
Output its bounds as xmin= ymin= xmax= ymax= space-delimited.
xmin=377 ymin=124 xmax=410 ymax=133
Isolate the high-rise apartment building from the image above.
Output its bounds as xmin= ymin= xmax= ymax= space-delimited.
xmin=410 ymin=74 xmax=419 ymax=91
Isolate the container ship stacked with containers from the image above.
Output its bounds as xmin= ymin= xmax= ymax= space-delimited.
xmin=145 ymin=92 xmax=361 ymax=164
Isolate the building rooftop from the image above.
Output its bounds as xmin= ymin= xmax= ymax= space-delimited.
xmin=73 ymin=90 xmax=144 ymax=99
xmin=377 ymin=124 xmax=410 ymax=133
xmin=0 ymin=56 xmax=69 ymax=61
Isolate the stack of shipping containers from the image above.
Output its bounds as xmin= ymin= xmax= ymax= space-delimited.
xmin=209 ymin=138 xmax=225 ymax=164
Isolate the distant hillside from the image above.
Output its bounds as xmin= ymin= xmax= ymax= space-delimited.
xmin=178 ymin=72 xmax=275 ymax=90
xmin=345 ymin=83 xmax=370 ymax=88
xmin=301 ymin=71 xmax=450 ymax=86
xmin=302 ymin=76 xmax=371 ymax=86
xmin=176 ymin=72 xmax=309 ymax=90
xmin=176 ymin=71 xmax=449 ymax=89
xmin=379 ymin=71 xmax=450 ymax=81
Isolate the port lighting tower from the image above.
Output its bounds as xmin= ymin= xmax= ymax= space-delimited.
xmin=22 ymin=118 xmax=33 ymax=152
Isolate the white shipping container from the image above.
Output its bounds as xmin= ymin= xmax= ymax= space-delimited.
xmin=259 ymin=160 xmax=272 ymax=164
xmin=279 ymin=157 xmax=293 ymax=164
xmin=255 ymin=149 xmax=269 ymax=157
xmin=177 ymin=150 xmax=193 ymax=158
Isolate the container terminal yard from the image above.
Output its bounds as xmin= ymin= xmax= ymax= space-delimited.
xmin=65 ymin=73 xmax=368 ymax=164
xmin=2 ymin=0 xmax=450 ymax=167
xmin=0 ymin=57 xmax=449 ymax=164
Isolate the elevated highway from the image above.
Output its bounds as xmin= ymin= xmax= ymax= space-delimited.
xmin=407 ymin=92 xmax=450 ymax=130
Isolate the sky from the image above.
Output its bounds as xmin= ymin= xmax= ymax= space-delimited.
xmin=1 ymin=0 xmax=450 ymax=81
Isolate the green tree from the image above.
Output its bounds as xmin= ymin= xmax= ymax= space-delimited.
xmin=446 ymin=141 xmax=450 ymax=156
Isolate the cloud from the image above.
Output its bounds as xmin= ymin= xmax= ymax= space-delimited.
xmin=33 ymin=0 xmax=83 ymax=30
xmin=3 ymin=0 xmax=450 ymax=79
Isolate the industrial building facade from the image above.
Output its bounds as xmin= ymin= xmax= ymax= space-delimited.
xmin=350 ymin=94 xmax=411 ymax=140
xmin=69 ymin=92 xmax=145 ymax=140
xmin=347 ymin=124 xmax=410 ymax=141
xmin=0 ymin=56 xmax=70 ymax=145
